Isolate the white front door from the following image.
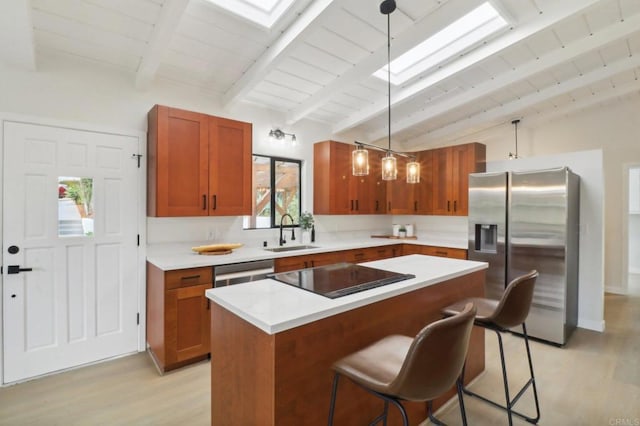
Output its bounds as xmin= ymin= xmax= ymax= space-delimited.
xmin=2 ymin=121 xmax=140 ymax=383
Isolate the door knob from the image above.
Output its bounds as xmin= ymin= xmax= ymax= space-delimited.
xmin=7 ymin=265 xmax=33 ymax=274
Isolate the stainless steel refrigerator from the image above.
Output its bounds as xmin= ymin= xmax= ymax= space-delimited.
xmin=468 ymin=167 xmax=580 ymax=345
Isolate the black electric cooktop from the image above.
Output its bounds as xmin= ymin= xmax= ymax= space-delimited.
xmin=267 ymin=262 xmax=415 ymax=299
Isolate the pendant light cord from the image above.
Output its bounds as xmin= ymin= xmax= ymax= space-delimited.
xmin=387 ymin=12 xmax=391 ymax=152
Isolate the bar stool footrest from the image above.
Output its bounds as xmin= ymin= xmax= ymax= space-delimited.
xmin=461 ymin=384 xmax=539 ymax=424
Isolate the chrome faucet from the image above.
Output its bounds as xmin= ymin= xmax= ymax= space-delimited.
xmin=279 ymin=214 xmax=296 ymax=246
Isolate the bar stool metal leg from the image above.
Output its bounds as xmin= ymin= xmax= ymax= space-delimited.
xmin=460 ymin=323 xmax=541 ymax=424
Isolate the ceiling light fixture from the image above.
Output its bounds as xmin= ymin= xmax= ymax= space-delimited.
xmin=509 ymin=119 xmax=520 ymax=160
xmin=269 ymin=128 xmax=297 ymax=146
xmin=350 ymin=0 xmax=419 ymax=184
xmin=381 ymin=0 xmax=397 ymax=181
xmin=352 ymin=144 xmax=369 ymax=176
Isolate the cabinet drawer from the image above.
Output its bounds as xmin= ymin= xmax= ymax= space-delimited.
xmin=165 ymin=267 xmax=213 ymax=290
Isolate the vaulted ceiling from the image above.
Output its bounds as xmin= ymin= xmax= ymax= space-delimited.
xmin=2 ymin=0 xmax=640 ymax=149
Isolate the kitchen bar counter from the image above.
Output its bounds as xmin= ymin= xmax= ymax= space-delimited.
xmin=208 ymin=255 xmax=487 ymax=425
xmin=147 ymin=233 xmax=467 ymax=271
xmin=206 ymin=254 xmax=486 ymax=334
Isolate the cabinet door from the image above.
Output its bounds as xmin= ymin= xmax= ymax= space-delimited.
xmin=431 ymin=147 xmax=452 ymax=215
xmin=314 ymin=141 xmax=352 ymax=214
xmin=386 ymin=167 xmax=414 ymax=214
xmin=413 ymin=150 xmax=433 ymax=214
xmin=149 ymin=105 xmax=209 ymax=217
xmin=166 ymin=283 xmax=211 ymax=364
xmin=450 ymin=144 xmax=486 ymax=216
xmin=209 ymin=117 xmax=252 ymax=216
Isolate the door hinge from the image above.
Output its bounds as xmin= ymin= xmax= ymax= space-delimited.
xmin=132 ymin=153 xmax=143 ymax=168
xmin=137 ymin=234 xmax=140 ymax=246
xmin=137 ymin=313 xmax=140 ymax=325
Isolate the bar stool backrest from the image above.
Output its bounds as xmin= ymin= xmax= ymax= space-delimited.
xmin=387 ymin=303 xmax=476 ymax=401
xmin=489 ymin=270 xmax=539 ymax=329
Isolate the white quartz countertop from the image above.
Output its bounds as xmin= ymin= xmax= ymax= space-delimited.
xmin=205 ymin=254 xmax=486 ymax=335
xmin=146 ymin=234 xmax=468 ymax=271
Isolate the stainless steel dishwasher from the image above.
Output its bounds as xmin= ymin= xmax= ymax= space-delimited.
xmin=214 ymin=259 xmax=275 ymax=287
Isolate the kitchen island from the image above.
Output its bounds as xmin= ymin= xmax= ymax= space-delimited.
xmin=206 ymin=254 xmax=487 ymax=425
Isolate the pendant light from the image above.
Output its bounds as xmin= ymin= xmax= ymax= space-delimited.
xmin=381 ymin=0 xmax=397 ymax=181
xmin=406 ymin=157 xmax=420 ymax=183
xmin=508 ymin=119 xmax=520 ymax=160
xmin=352 ymin=144 xmax=369 ymax=176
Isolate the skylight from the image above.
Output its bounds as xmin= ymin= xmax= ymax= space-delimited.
xmin=204 ymin=0 xmax=295 ymax=28
xmin=374 ymin=2 xmax=508 ymax=85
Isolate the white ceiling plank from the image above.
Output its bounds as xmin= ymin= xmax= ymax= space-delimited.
xmin=135 ymin=0 xmax=191 ymax=90
xmin=0 ymin=0 xmax=36 ymax=70
xmin=221 ymin=0 xmax=338 ymax=109
xmin=405 ymin=53 xmax=640 ymax=142
xmin=332 ymin=0 xmax=607 ymax=136
xmin=285 ymin=0 xmax=485 ymax=125
xmin=524 ymin=80 xmax=640 ymax=126
xmin=366 ymin=0 xmax=640 ymax=141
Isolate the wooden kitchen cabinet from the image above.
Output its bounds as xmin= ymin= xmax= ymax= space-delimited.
xmin=274 ymin=251 xmax=342 ymax=273
xmin=147 ymin=263 xmax=213 ymax=373
xmin=431 ymin=143 xmax=486 ymax=216
xmin=402 ymin=244 xmax=467 ymax=259
xmin=147 ymin=105 xmax=252 ymax=217
xmin=314 ymin=141 xmax=386 ymax=215
xmin=412 ymin=150 xmax=434 ymax=214
xmin=274 ymin=245 xmax=403 ymax=273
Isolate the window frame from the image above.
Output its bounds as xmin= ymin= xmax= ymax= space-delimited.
xmin=248 ymin=154 xmax=302 ymax=229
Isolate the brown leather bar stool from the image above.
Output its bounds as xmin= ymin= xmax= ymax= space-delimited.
xmin=327 ymin=303 xmax=476 ymax=426
xmin=442 ymin=270 xmax=540 ymax=425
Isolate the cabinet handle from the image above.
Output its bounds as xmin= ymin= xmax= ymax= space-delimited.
xmin=207 ymin=299 xmax=210 ymax=310
xmin=303 ymin=261 xmax=308 ymax=268
xmin=435 ymin=250 xmax=448 ymax=256
xmin=355 ymin=200 xmax=359 ymax=211
xmin=181 ymin=275 xmax=200 ymax=281
xmin=447 ymin=200 xmax=450 ymax=212
xmin=375 ymin=200 xmax=379 ymax=211
xmin=453 ymin=200 xmax=457 ymax=212
xmin=202 ymin=195 xmax=207 ymax=210
xmin=351 ymin=200 xmax=354 ymax=211
xmin=388 ymin=201 xmax=391 ymax=212
xmin=310 ymin=260 xmax=315 ymax=267
xmin=414 ymin=201 xmax=418 ymax=212
xmin=212 ymin=195 xmax=217 ymax=210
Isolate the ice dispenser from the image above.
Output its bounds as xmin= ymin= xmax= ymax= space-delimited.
xmin=474 ymin=224 xmax=497 ymax=252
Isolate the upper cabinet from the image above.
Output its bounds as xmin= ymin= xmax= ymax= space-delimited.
xmin=147 ymin=105 xmax=252 ymax=217
xmin=431 ymin=143 xmax=486 ymax=216
xmin=314 ymin=141 xmax=386 ymax=215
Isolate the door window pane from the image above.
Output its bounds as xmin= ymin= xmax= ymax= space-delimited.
xmin=58 ymin=177 xmax=94 ymax=237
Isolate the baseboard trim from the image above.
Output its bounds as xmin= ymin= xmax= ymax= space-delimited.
xmin=605 ymin=285 xmax=628 ymax=295
xmin=578 ymin=318 xmax=605 ymax=332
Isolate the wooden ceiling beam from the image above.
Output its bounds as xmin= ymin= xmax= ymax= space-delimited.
xmin=406 ymin=53 xmax=640 ymax=143
xmin=367 ymin=9 xmax=640 ymax=142
xmin=135 ymin=0 xmax=190 ymax=90
xmin=222 ymin=0 xmax=337 ymax=110
xmin=332 ymin=0 xmax=606 ymax=136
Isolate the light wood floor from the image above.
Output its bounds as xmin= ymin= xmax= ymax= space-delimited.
xmin=1 ymin=293 xmax=638 ymax=425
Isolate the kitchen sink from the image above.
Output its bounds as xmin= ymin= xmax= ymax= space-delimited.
xmin=264 ymin=245 xmax=318 ymax=253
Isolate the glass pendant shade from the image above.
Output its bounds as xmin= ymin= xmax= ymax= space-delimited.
xmin=406 ymin=160 xmax=420 ymax=183
xmin=352 ymin=147 xmax=370 ymax=176
xmin=381 ymin=153 xmax=397 ymax=181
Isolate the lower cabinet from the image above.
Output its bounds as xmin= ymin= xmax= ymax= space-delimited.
xmin=146 ymin=244 xmax=466 ymax=372
xmin=274 ymin=244 xmax=403 ymax=273
xmin=402 ymin=244 xmax=467 ymax=259
xmin=147 ymin=263 xmax=213 ymax=373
